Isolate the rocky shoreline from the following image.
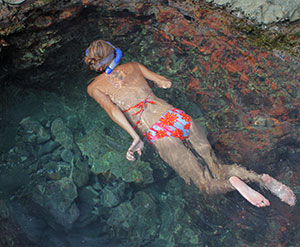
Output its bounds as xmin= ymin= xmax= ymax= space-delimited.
xmin=206 ymin=0 xmax=300 ymax=24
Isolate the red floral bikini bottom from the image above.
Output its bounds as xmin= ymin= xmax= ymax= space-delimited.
xmin=122 ymin=94 xmax=191 ymax=144
xmin=145 ymin=108 xmax=191 ymax=144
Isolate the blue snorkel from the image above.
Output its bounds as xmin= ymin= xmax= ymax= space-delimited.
xmin=105 ymin=42 xmax=122 ymax=74
xmin=85 ymin=41 xmax=122 ymax=74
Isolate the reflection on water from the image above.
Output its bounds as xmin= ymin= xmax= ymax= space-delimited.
xmin=0 ymin=4 xmax=299 ymax=247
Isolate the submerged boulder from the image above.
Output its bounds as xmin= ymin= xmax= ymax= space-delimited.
xmin=71 ymin=159 xmax=90 ymax=188
xmin=51 ymin=118 xmax=74 ymax=150
xmin=155 ymin=177 xmax=201 ymax=246
xmin=32 ymin=178 xmax=79 ymax=230
xmin=77 ymin=127 xmax=154 ymax=184
xmin=19 ymin=117 xmax=51 ymax=144
xmin=100 ymin=182 xmax=127 ymax=208
xmin=107 ymin=191 xmax=160 ymax=246
xmin=90 ymin=150 xmax=153 ymax=184
xmin=76 ymin=185 xmax=102 ymax=227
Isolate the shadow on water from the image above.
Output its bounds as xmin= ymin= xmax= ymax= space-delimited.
xmin=0 ymin=4 xmax=299 ymax=247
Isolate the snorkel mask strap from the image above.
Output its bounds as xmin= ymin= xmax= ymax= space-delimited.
xmin=92 ymin=53 xmax=114 ymax=71
xmin=85 ymin=41 xmax=122 ymax=74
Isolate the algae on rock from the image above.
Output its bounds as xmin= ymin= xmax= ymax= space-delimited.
xmin=91 ymin=150 xmax=153 ymax=184
xmin=77 ymin=127 xmax=153 ymax=184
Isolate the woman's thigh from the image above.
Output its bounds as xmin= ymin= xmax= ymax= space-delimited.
xmin=152 ymin=137 xmax=209 ymax=184
xmin=188 ymin=119 xmax=222 ymax=176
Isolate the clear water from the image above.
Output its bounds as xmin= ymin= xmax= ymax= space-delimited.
xmin=0 ymin=6 xmax=299 ymax=247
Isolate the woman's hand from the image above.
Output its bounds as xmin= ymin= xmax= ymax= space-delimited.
xmin=158 ymin=78 xmax=172 ymax=88
xmin=126 ymin=137 xmax=144 ymax=161
xmin=156 ymin=75 xmax=172 ymax=88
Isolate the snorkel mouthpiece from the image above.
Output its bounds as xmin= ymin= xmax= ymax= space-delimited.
xmin=85 ymin=41 xmax=122 ymax=74
xmin=105 ymin=42 xmax=122 ymax=74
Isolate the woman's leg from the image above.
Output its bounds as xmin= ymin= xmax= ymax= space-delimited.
xmin=187 ymin=119 xmax=223 ymax=178
xmin=187 ymin=119 xmax=296 ymax=206
xmin=188 ymin=119 xmax=264 ymax=183
xmin=187 ymin=119 xmax=272 ymax=206
xmin=152 ymin=137 xmax=236 ymax=194
xmin=220 ymin=164 xmax=264 ymax=186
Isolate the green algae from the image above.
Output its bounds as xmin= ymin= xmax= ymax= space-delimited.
xmin=231 ymin=19 xmax=300 ymax=56
xmin=91 ymin=150 xmax=153 ymax=184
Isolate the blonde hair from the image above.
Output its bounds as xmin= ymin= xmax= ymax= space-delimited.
xmin=84 ymin=40 xmax=114 ymax=71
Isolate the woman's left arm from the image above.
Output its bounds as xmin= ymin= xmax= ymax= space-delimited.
xmin=135 ymin=62 xmax=172 ymax=88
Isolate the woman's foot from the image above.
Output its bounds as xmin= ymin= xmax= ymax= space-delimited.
xmin=229 ymin=176 xmax=270 ymax=207
xmin=262 ymin=174 xmax=296 ymax=206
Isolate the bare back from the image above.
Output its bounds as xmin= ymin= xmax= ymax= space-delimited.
xmin=87 ymin=62 xmax=173 ymax=133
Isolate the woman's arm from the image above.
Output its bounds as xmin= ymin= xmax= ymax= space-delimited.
xmin=136 ymin=62 xmax=172 ymax=88
xmin=88 ymin=87 xmax=144 ymax=161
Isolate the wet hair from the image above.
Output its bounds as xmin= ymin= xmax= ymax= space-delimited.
xmin=84 ymin=40 xmax=114 ymax=71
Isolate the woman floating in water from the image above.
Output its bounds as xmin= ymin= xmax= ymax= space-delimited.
xmin=84 ymin=40 xmax=296 ymax=208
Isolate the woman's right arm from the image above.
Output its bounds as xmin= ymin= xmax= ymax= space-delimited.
xmin=88 ymin=87 xmax=144 ymax=161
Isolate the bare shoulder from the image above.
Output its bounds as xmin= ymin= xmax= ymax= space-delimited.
xmin=87 ymin=62 xmax=144 ymax=95
xmin=119 ymin=61 xmax=142 ymax=72
xmin=87 ymin=81 xmax=98 ymax=97
xmin=87 ymin=75 xmax=105 ymax=96
xmin=130 ymin=61 xmax=145 ymax=71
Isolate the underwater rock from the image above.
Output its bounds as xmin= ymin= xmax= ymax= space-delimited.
xmin=39 ymin=228 xmax=70 ymax=247
xmin=13 ymin=142 xmax=32 ymax=159
xmin=32 ymin=178 xmax=79 ymax=230
xmin=10 ymin=202 xmax=47 ymax=244
xmin=44 ymin=161 xmax=62 ymax=180
xmin=76 ymin=185 xmax=102 ymax=227
xmin=90 ymin=150 xmax=153 ymax=184
xmin=65 ymin=225 xmax=125 ymax=247
xmin=19 ymin=117 xmax=51 ymax=144
xmin=206 ymin=0 xmax=300 ymax=24
xmin=0 ymin=164 xmax=30 ymax=197
xmin=51 ymin=118 xmax=74 ymax=150
xmin=100 ymin=182 xmax=127 ymax=208
xmin=155 ymin=178 xmax=201 ymax=246
xmin=37 ymin=140 xmax=60 ymax=157
xmin=214 ymin=115 xmax=298 ymax=165
xmin=79 ymin=185 xmax=100 ymax=207
xmin=47 ymin=161 xmax=72 ymax=180
xmin=60 ymin=148 xmax=74 ymax=163
xmin=77 ymin=127 xmax=153 ymax=184
xmin=51 ymin=146 xmax=64 ymax=161
xmin=107 ymin=191 xmax=160 ymax=245
xmin=0 ymin=208 xmax=34 ymax=247
xmin=0 ymin=200 xmax=9 ymax=219
xmin=71 ymin=159 xmax=90 ymax=188
xmin=92 ymin=180 xmax=103 ymax=191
